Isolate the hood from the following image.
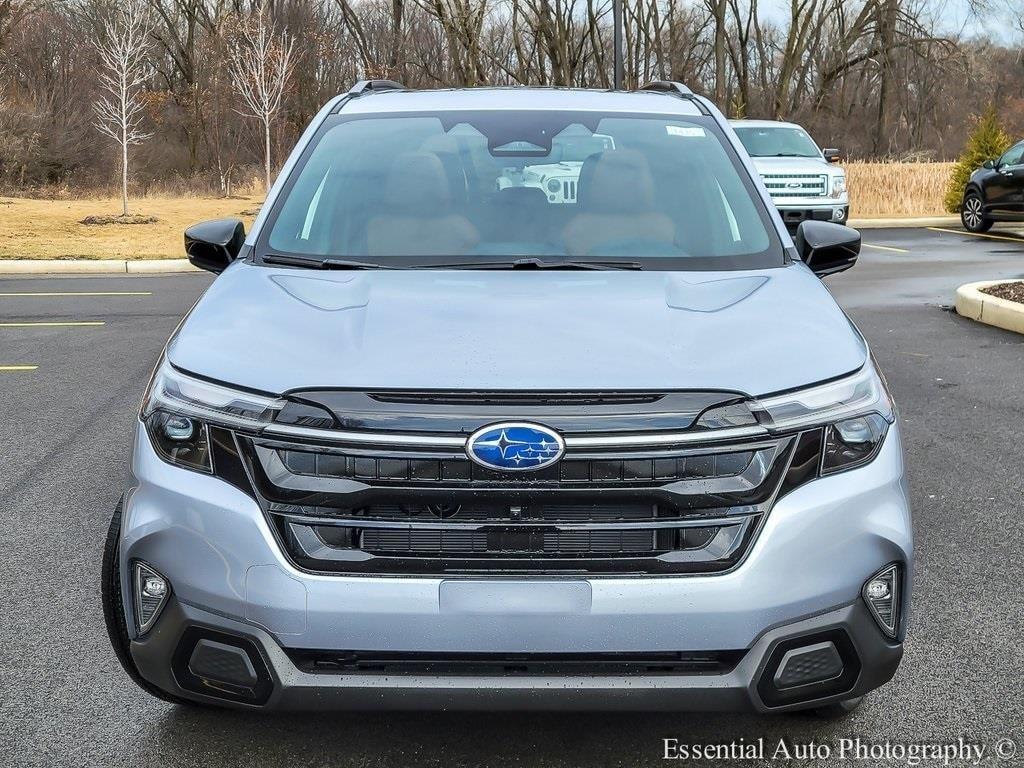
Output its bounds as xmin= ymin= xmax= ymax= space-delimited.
xmin=749 ymin=156 xmax=835 ymax=175
xmin=167 ymin=261 xmax=865 ymax=397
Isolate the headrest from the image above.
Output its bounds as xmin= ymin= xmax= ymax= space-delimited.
xmin=494 ymin=186 xmax=548 ymax=207
xmin=384 ymin=152 xmax=451 ymax=215
xmin=582 ymin=149 xmax=656 ymax=214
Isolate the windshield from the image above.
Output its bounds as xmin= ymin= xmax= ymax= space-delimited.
xmin=733 ymin=126 xmax=821 ymax=159
xmin=261 ymin=110 xmax=782 ymax=270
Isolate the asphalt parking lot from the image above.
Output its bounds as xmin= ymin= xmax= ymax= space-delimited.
xmin=2 ymin=226 xmax=1023 ymax=767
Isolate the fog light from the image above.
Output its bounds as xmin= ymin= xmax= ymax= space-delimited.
xmin=863 ymin=563 xmax=900 ymax=638
xmin=865 ymin=579 xmax=890 ymax=600
xmin=162 ymin=415 xmax=196 ymax=441
xmin=134 ymin=562 xmax=170 ymax=634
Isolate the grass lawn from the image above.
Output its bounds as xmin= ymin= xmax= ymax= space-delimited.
xmin=0 ymin=196 xmax=263 ymax=260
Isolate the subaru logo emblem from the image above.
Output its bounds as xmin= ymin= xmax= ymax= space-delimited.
xmin=466 ymin=422 xmax=565 ymax=472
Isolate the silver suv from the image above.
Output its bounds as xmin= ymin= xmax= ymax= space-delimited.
xmin=102 ymin=81 xmax=911 ymax=716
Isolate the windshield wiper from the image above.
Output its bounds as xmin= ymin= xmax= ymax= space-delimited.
xmin=415 ymin=258 xmax=643 ymax=271
xmin=263 ymin=253 xmax=391 ymax=270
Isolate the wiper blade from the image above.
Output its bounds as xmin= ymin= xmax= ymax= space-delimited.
xmin=263 ymin=253 xmax=390 ymax=270
xmin=417 ymin=258 xmax=643 ymax=271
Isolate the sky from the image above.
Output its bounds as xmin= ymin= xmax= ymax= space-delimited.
xmin=756 ymin=0 xmax=1022 ymax=43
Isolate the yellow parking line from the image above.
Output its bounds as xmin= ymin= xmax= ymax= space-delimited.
xmin=0 ymin=365 xmax=37 ymax=371
xmin=0 ymin=321 xmax=105 ymax=327
xmin=927 ymin=227 xmax=1024 ymax=243
xmin=0 ymin=291 xmax=152 ymax=297
xmin=862 ymin=243 xmax=909 ymax=253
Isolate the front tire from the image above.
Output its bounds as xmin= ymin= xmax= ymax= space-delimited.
xmin=961 ymin=192 xmax=993 ymax=232
xmin=101 ymin=498 xmax=196 ymax=706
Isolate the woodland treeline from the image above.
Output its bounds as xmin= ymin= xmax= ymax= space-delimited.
xmin=1 ymin=0 xmax=1022 ymax=195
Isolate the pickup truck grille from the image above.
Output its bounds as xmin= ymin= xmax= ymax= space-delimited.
xmin=761 ymin=173 xmax=827 ymax=198
xmin=215 ymin=392 xmax=823 ymax=576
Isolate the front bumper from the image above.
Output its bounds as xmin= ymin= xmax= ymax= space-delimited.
xmin=120 ymin=420 xmax=912 ymax=711
xmin=773 ymin=202 xmax=849 ymax=229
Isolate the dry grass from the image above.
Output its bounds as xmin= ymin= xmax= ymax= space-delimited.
xmin=845 ymin=161 xmax=955 ymax=218
xmin=0 ymin=195 xmax=263 ymax=260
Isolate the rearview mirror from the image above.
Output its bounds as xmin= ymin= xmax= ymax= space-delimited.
xmin=983 ymin=159 xmax=996 ymax=169
xmin=823 ymin=148 xmax=841 ymax=163
xmin=184 ymin=218 xmax=245 ymax=274
xmin=795 ymin=220 xmax=860 ymax=277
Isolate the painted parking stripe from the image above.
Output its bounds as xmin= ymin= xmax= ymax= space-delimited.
xmin=0 ymin=321 xmax=105 ymax=327
xmin=862 ymin=243 xmax=909 ymax=253
xmin=0 ymin=291 xmax=152 ymax=297
xmin=927 ymin=226 xmax=1024 ymax=243
xmin=0 ymin=365 xmax=37 ymax=371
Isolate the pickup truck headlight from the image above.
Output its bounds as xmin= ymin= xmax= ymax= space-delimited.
xmin=141 ymin=356 xmax=285 ymax=472
xmin=751 ymin=362 xmax=894 ymax=474
xmin=830 ymin=175 xmax=847 ymax=198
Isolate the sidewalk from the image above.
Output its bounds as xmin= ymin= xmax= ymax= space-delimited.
xmin=0 ymin=258 xmax=198 ymax=275
xmin=847 ymin=215 xmax=958 ymax=229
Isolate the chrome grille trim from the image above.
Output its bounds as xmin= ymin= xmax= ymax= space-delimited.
xmin=261 ymin=423 xmax=768 ymax=449
xmin=761 ymin=173 xmax=827 ymax=198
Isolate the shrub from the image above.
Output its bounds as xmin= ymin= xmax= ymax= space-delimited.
xmin=944 ymin=105 xmax=1013 ymax=212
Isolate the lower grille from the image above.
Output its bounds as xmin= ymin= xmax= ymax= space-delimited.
xmin=356 ymin=527 xmax=666 ymax=556
xmin=285 ymin=649 xmax=746 ymax=676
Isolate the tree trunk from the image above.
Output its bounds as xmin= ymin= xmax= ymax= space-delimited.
xmin=264 ymin=116 xmax=272 ymax=192
xmin=121 ymin=129 xmax=129 ymax=217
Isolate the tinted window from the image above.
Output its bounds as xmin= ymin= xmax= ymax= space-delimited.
xmin=999 ymin=144 xmax=1024 ymax=167
xmin=733 ymin=126 xmax=821 ymax=159
xmin=262 ymin=111 xmax=782 ymax=270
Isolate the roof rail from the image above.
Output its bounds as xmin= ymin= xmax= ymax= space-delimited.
xmin=638 ymin=80 xmax=694 ymax=96
xmin=347 ymin=79 xmax=406 ymax=96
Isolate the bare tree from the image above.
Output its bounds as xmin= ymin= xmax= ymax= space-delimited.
xmin=226 ymin=3 xmax=295 ymax=192
xmin=93 ymin=0 xmax=153 ymax=217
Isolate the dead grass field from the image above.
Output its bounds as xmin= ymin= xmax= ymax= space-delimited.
xmin=0 ymin=164 xmax=956 ymax=260
xmin=846 ymin=161 xmax=955 ymax=217
xmin=0 ymin=195 xmax=263 ymax=260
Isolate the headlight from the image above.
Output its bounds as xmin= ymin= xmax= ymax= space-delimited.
xmin=751 ymin=361 xmax=894 ymax=474
xmin=546 ymin=178 xmax=562 ymax=194
xmin=142 ymin=356 xmax=285 ymax=472
xmin=830 ymin=175 xmax=847 ymax=198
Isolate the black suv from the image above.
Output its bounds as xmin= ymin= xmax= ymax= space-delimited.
xmin=961 ymin=140 xmax=1024 ymax=232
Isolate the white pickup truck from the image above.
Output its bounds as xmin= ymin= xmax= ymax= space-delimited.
xmin=730 ymin=119 xmax=848 ymax=232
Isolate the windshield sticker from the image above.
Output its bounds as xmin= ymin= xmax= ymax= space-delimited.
xmin=666 ymin=125 xmax=706 ymax=137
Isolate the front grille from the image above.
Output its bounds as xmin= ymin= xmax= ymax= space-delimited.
xmin=276 ymin=447 xmax=756 ymax=486
xmin=216 ymin=392 xmax=824 ymax=576
xmin=762 ymin=173 xmax=827 ymax=198
xmin=286 ymin=649 xmax=747 ymax=676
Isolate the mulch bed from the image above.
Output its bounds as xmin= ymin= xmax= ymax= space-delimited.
xmin=80 ymin=214 xmax=159 ymax=225
xmin=979 ymin=281 xmax=1024 ymax=305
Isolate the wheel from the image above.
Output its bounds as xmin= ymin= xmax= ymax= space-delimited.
xmin=960 ymin=192 xmax=993 ymax=232
xmin=811 ymin=695 xmax=864 ymax=719
xmin=101 ymin=497 xmax=197 ymax=706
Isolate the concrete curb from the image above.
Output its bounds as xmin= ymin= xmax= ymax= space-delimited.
xmin=955 ymin=280 xmax=1024 ymax=335
xmin=0 ymin=258 xmax=198 ymax=274
xmin=847 ymin=215 xmax=959 ymax=229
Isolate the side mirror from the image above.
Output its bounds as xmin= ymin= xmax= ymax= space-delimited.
xmin=982 ymin=159 xmax=996 ymax=169
xmin=184 ymin=218 xmax=245 ymax=274
xmin=795 ymin=220 xmax=860 ymax=277
xmin=823 ymin=148 xmax=841 ymax=163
